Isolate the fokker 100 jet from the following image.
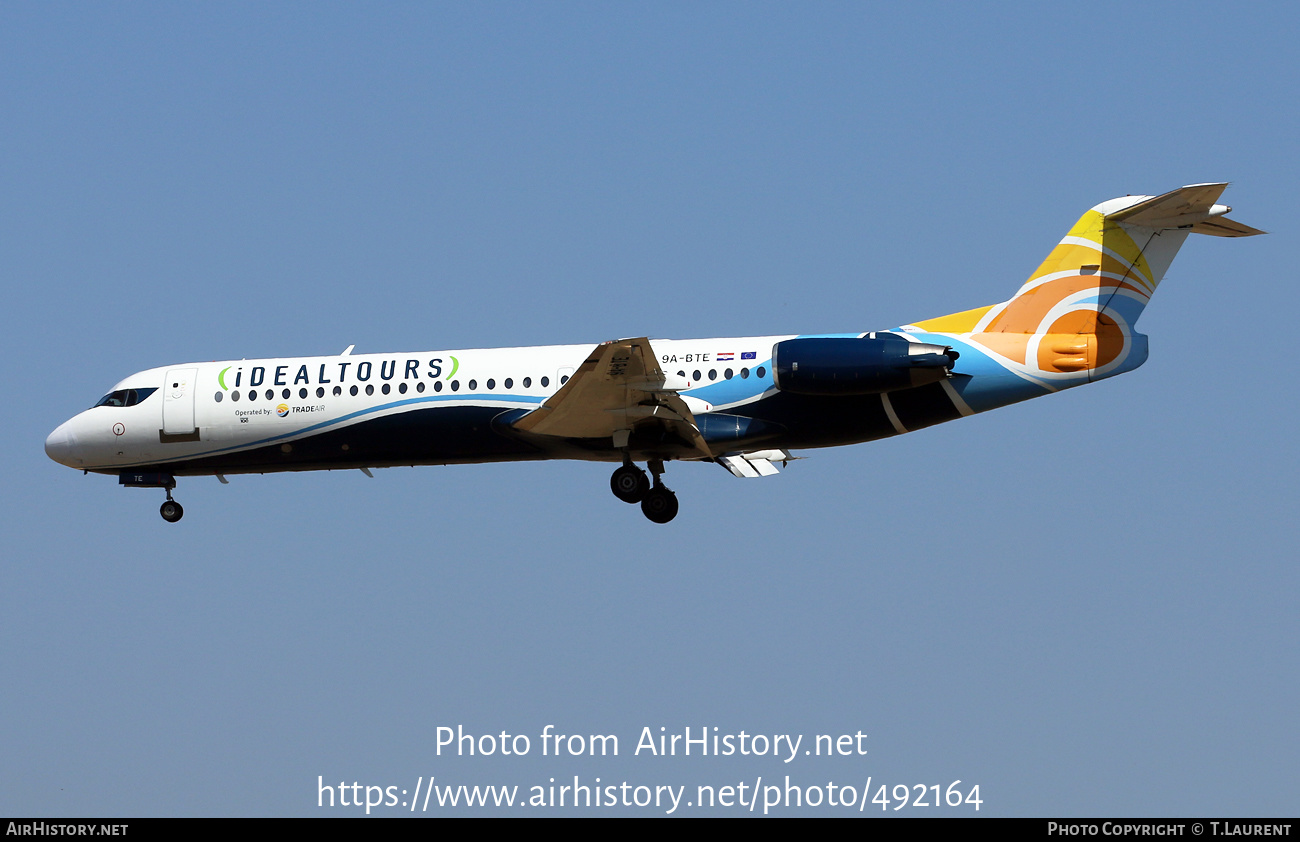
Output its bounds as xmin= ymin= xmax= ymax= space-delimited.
xmin=46 ymin=183 xmax=1260 ymax=523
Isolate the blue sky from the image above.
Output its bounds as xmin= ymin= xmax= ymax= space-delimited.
xmin=3 ymin=3 xmax=1296 ymax=816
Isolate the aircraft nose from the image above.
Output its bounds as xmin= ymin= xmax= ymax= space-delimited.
xmin=45 ymin=422 xmax=82 ymax=468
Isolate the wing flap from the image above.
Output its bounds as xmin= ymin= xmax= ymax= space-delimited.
xmin=717 ymin=449 xmax=796 ymax=479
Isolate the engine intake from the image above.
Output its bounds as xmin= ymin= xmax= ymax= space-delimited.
xmin=772 ymin=334 xmax=958 ymax=396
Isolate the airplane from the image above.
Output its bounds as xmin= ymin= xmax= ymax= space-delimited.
xmin=46 ymin=183 xmax=1261 ymax=524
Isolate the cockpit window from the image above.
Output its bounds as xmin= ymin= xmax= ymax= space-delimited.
xmin=93 ymin=387 xmax=158 ymax=408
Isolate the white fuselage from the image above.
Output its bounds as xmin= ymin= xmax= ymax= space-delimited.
xmin=45 ymin=337 xmax=790 ymax=475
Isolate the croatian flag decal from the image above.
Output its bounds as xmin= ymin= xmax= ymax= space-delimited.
xmin=716 ymin=352 xmax=734 ymax=361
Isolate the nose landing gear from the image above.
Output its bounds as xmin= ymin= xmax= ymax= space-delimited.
xmin=159 ymin=485 xmax=183 ymax=523
xmin=119 ymin=471 xmax=184 ymax=523
xmin=160 ymin=498 xmax=184 ymax=523
xmin=610 ymin=459 xmax=678 ymax=523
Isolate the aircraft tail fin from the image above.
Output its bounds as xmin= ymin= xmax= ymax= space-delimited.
xmin=980 ymin=183 xmax=1261 ymax=338
xmin=907 ymin=184 xmax=1260 ymax=377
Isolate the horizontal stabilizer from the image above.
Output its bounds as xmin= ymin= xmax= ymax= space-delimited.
xmin=1190 ymin=216 xmax=1267 ymax=237
xmin=1108 ymin=182 xmax=1264 ymax=236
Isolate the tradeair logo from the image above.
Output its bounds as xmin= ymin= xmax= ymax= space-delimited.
xmin=216 ymin=355 xmax=460 ymax=390
xmin=276 ymin=404 xmax=290 ymax=417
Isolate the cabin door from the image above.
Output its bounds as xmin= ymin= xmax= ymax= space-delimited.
xmin=162 ymin=367 xmax=198 ymax=435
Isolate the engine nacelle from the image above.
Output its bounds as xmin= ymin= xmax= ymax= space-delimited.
xmin=772 ymin=334 xmax=958 ymax=396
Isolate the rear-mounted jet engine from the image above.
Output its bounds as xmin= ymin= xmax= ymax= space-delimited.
xmin=772 ymin=333 xmax=958 ymax=396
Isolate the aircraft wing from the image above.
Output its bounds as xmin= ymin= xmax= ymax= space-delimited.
xmin=510 ymin=337 xmax=713 ymax=458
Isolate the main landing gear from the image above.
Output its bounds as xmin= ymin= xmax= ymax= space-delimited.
xmin=611 ymin=462 xmax=650 ymax=503
xmin=610 ymin=459 xmax=679 ymax=524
